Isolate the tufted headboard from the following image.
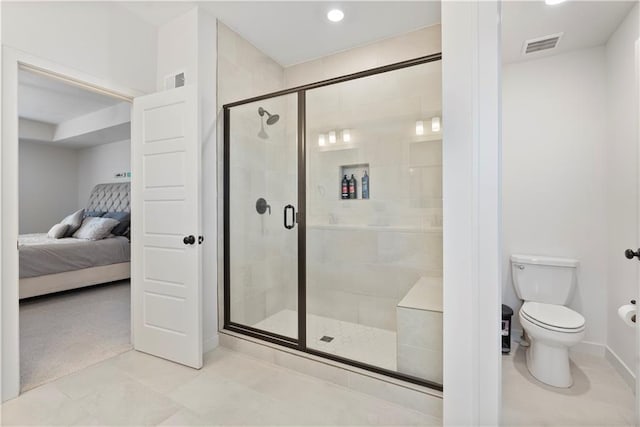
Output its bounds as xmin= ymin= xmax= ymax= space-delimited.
xmin=85 ymin=183 xmax=131 ymax=213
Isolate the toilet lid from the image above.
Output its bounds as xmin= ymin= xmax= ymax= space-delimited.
xmin=521 ymin=302 xmax=585 ymax=331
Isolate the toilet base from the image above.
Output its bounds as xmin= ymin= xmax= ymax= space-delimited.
xmin=525 ymin=339 xmax=573 ymax=388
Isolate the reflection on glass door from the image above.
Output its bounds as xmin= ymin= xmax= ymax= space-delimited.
xmin=305 ymin=60 xmax=443 ymax=386
xmin=226 ymin=93 xmax=299 ymax=340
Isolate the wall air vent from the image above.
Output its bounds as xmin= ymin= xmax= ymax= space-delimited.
xmin=522 ymin=32 xmax=563 ymax=55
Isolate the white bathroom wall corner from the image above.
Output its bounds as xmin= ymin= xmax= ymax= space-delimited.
xmin=442 ymin=1 xmax=502 ymax=425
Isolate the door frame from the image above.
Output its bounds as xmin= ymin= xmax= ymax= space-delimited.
xmin=222 ymin=53 xmax=444 ymax=391
xmin=635 ymin=37 xmax=640 ymax=426
xmin=0 ymin=46 xmax=143 ymax=402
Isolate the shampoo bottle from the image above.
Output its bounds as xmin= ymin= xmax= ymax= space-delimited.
xmin=341 ymin=175 xmax=349 ymax=199
xmin=362 ymin=170 xmax=369 ymax=199
xmin=349 ymin=174 xmax=358 ymax=199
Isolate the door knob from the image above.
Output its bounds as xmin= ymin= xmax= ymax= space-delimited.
xmin=625 ymin=248 xmax=640 ymax=260
xmin=183 ymin=235 xmax=196 ymax=245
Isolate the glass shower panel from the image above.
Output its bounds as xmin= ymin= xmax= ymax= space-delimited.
xmin=305 ymin=61 xmax=443 ymax=385
xmin=227 ymin=93 xmax=298 ymax=339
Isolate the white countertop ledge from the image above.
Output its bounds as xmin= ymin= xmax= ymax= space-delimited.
xmin=397 ymin=276 xmax=443 ymax=313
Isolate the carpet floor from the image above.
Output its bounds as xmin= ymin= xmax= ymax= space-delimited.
xmin=19 ymin=280 xmax=132 ymax=391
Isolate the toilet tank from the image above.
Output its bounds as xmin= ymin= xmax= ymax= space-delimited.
xmin=511 ymin=254 xmax=579 ymax=304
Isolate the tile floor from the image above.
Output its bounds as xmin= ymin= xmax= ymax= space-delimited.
xmin=253 ymin=309 xmax=397 ymax=371
xmin=502 ymin=343 xmax=635 ymax=426
xmin=1 ymin=346 xmax=441 ymax=426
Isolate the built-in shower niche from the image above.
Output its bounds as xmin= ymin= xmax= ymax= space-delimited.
xmin=339 ymin=163 xmax=370 ymax=200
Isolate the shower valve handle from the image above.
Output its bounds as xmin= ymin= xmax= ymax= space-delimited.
xmin=625 ymin=248 xmax=640 ymax=260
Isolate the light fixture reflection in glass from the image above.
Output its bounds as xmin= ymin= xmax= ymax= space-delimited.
xmin=329 ymin=131 xmax=337 ymax=144
xmin=431 ymin=117 xmax=441 ymax=132
xmin=545 ymin=0 xmax=566 ymax=5
xmin=318 ymin=134 xmax=326 ymax=147
xmin=342 ymin=129 xmax=351 ymax=143
xmin=415 ymin=121 xmax=424 ymax=136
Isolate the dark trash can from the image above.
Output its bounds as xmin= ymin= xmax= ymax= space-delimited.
xmin=502 ymin=304 xmax=514 ymax=354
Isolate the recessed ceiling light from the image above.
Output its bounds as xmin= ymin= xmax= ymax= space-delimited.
xmin=545 ymin=0 xmax=567 ymax=5
xmin=327 ymin=9 xmax=344 ymax=22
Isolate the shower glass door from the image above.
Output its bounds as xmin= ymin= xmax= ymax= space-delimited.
xmin=225 ymin=93 xmax=299 ymax=340
xmin=223 ymin=54 xmax=443 ymax=390
xmin=305 ymin=60 xmax=443 ymax=387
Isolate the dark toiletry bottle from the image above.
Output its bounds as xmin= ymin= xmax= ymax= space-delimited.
xmin=349 ymin=174 xmax=357 ymax=199
xmin=341 ymin=175 xmax=349 ymax=199
xmin=362 ymin=170 xmax=369 ymax=199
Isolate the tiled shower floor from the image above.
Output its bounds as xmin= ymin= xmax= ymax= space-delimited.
xmin=252 ymin=309 xmax=397 ymax=371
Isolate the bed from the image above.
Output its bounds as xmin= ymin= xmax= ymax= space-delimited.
xmin=19 ymin=182 xmax=131 ymax=299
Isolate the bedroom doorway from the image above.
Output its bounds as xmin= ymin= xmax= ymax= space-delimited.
xmin=3 ymin=50 xmax=203 ymax=402
xmin=17 ymin=66 xmax=133 ymax=391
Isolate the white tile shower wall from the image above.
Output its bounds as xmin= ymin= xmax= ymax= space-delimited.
xmin=217 ymin=23 xmax=298 ymax=328
xmin=307 ymin=227 xmax=442 ymax=330
xmin=303 ymin=59 xmax=443 ymax=330
xmin=284 ymin=25 xmax=441 ymax=88
xmin=219 ymin=23 xmax=443 ymax=335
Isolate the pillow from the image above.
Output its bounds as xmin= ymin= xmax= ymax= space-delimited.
xmin=83 ymin=211 xmax=105 ymax=218
xmin=60 ymin=209 xmax=85 ymax=237
xmin=102 ymin=212 xmax=130 ymax=236
xmin=47 ymin=223 xmax=69 ymax=239
xmin=72 ymin=217 xmax=120 ymax=241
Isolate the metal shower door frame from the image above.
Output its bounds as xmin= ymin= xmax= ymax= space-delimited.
xmin=223 ymin=52 xmax=443 ymax=391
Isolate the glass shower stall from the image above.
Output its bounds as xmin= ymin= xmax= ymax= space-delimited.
xmin=223 ymin=54 xmax=443 ymax=390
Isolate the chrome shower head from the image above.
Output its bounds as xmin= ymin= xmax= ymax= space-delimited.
xmin=258 ymin=107 xmax=280 ymax=125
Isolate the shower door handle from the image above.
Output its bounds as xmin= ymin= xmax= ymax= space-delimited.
xmin=284 ymin=204 xmax=295 ymax=230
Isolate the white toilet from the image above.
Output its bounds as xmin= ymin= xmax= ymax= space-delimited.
xmin=511 ymin=254 xmax=585 ymax=388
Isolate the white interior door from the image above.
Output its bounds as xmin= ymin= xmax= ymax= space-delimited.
xmin=131 ymin=85 xmax=202 ymax=369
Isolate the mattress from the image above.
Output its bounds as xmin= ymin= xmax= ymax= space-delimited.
xmin=19 ymin=233 xmax=130 ymax=279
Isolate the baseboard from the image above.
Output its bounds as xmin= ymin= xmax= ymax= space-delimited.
xmin=203 ymin=334 xmax=219 ymax=353
xmin=571 ymin=340 xmax=606 ymax=357
xmin=605 ymin=345 xmax=636 ymax=391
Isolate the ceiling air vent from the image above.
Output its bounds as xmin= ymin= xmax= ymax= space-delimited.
xmin=522 ymin=32 xmax=563 ymax=55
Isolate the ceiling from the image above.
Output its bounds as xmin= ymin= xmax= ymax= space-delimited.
xmin=19 ymin=69 xmax=123 ymax=124
xmin=119 ymin=1 xmax=441 ymax=66
xmin=19 ymin=70 xmax=131 ymax=148
xmin=502 ymin=1 xmax=636 ymax=64
xmin=120 ymin=1 xmax=636 ymax=67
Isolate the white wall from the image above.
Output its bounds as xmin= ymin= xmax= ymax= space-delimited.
xmin=502 ymin=47 xmax=608 ymax=346
xmin=18 ymin=141 xmax=78 ymax=233
xmin=156 ymin=7 xmax=219 ymax=352
xmin=605 ymin=3 xmax=639 ymax=377
xmin=2 ymin=2 xmax=157 ymax=94
xmin=198 ymin=9 xmax=219 ymax=356
xmin=442 ymin=2 xmax=502 ymax=423
xmin=77 ymin=140 xmax=131 ymax=208
xmin=18 ymin=139 xmax=131 ymax=234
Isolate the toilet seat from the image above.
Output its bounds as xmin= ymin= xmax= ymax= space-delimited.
xmin=521 ymin=301 xmax=585 ymax=333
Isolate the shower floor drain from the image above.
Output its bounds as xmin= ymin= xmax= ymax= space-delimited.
xmin=319 ymin=335 xmax=334 ymax=342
